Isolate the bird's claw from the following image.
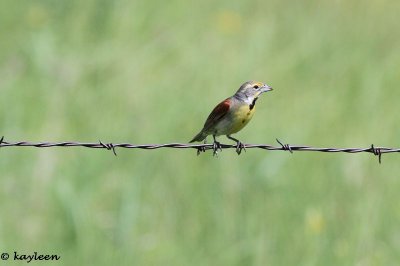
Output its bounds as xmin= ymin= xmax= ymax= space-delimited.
xmin=212 ymin=141 xmax=222 ymax=156
xmin=235 ymin=141 xmax=246 ymax=155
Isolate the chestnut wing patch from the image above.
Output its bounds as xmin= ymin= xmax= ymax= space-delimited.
xmin=203 ymin=98 xmax=231 ymax=132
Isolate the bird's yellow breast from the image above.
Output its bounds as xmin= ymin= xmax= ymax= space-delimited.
xmin=230 ymin=104 xmax=256 ymax=133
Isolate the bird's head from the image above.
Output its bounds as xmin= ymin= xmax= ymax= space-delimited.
xmin=234 ymin=81 xmax=273 ymax=103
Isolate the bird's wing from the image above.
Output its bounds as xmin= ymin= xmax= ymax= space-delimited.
xmin=202 ymin=98 xmax=231 ymax=132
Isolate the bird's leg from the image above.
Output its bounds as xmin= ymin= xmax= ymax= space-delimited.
xmin=227 ymin=135 xmax=246 ymax=155
xmin=212 ymin=135 xmax=222 ymax=156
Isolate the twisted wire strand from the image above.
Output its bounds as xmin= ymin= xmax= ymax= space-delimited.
xmin=1 ymin=136 xmax=399 ymax=163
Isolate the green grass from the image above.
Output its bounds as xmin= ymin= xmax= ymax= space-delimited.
xmin=1 ymin=0 xmax=400 ymax=265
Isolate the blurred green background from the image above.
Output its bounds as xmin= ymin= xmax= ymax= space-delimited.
xmin=1 ymin=0 xmax=400 ymax=265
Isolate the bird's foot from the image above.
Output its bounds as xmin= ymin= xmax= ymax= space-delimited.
xmin=235 ymin=141 xmax=246 ymax=155
xmin=212 ymin=141 xmax=222 ymax=156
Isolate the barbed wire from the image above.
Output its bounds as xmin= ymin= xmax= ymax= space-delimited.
xmin=1 ymin=136 xmax=399 ymax=163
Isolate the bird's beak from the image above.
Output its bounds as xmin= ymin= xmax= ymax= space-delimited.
xmin=261 ymin=84 xmax=273 ymax=93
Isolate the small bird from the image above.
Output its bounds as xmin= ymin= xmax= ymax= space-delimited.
xmin=190 ymin=81 xmax=273 ymax=155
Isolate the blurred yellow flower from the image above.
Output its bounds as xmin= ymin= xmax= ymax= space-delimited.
xmin=26 ymin=5 xmax=49 ymax=28
xmin=305 ymin=208 xmax=325 ymax=235
xmin=215 ymin=10 xmax=242 ymax=35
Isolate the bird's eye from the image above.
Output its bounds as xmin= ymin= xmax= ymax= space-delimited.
xmin=253 ymin=85 xmax=259 ymax=89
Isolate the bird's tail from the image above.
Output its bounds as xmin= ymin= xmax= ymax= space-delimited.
xmin=189 ymin=131 xmax=207 ymax=143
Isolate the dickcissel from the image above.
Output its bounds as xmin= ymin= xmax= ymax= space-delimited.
xmin=190 ymin=81 xmax=273 ymax=155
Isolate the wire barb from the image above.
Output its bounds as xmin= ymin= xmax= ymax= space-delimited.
xmin=370 ymin=144 xmax=382 ymax=164
xmin=196 ymin=145 xmax=206 ymax=156
xmin=0 ymin=136 xmax=4 ymax=146
xmin=196 ymin=140 xmax=208 ymax=156
xmin=276 ymin=139 xmax=293 ymax=153
xmin=99 ymin=140 xmax=117 ymax=156
xmin=235 ymin=142 xmax=246 ymax=155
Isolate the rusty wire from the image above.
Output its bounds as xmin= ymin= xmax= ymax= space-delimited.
xmin=0 ymin=136 xmax=399 ymax=163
